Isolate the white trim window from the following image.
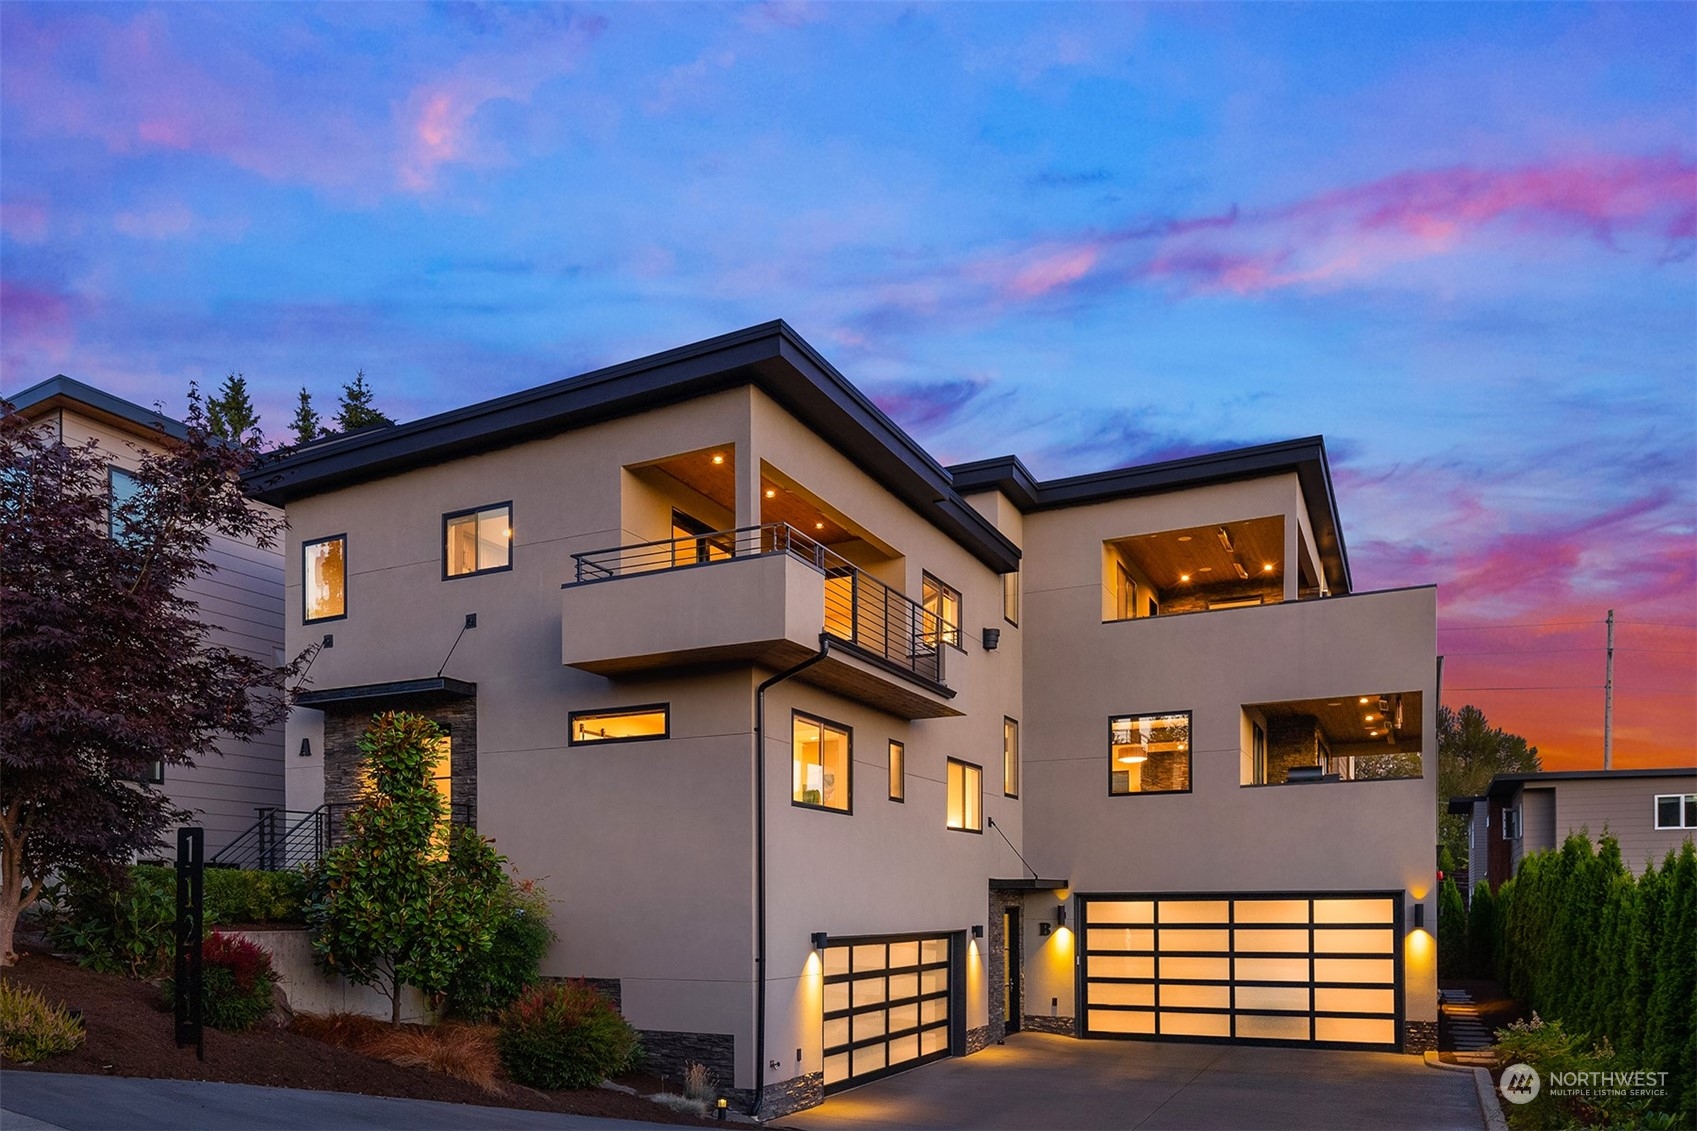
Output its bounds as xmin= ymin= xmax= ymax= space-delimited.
xmin=1654 ymin=793 xmax=1696 ymax=830
xmin=1502 ymin=808 xmax=1522 ymax=840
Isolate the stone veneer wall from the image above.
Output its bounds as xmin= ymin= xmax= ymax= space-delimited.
xmin=1020 ymin=1014 xmax=1075 ymax=1035
xmin=723 ymin=1073 xmax=824 ymax=1118
xmin=985 ymin=891 xmax=1025 ymax=1043
xmin=1404 ymin=1020 xmax=1438 ymax=1054
xmin=1266 ymin=714 xmax=1321 ymax=785
xmin=322 ymin=693 xmax=477 ymax=836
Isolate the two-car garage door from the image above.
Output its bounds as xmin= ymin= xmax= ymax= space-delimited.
xmin=823 ymin=934 xmax=954 ymax=1092
xmin=1080 ymin=892 xmax=1403 ymax=1048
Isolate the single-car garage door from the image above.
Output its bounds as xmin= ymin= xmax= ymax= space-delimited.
xmin=1080 ymin=892 xmax=1402 ymax=1048
xmin=823 ymin=934 xmax=953 ymax=1091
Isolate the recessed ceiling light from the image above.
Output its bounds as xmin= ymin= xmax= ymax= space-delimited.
xmin=1177 ymin=535 xmax=1192 ymax=542
xmin=1199 ymin=566 xmax=1214 ymax=572
xmin=1369 ymin=730 xmax=1379 ymax=737
xmin=1179 ymin=573 xmax=1191 ymax=582
xmin=1263 ymin=563 xmax=1275 ymax=572
xmin=711 ymin=454 xmax=725 ymax=465
xmin=1359 ymin=697 xmax=1371 ymax=704
xmin=815 ymin=522 xmax=825 ymax=530
xmin=1365 ymin=714 xmax=1376 ymax=722
xmin=765 ymin=488 xmax=776 ymax=498
xmin=1328 ymin=702 xmax=1343 ymax=707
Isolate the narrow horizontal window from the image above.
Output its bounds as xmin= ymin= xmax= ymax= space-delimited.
xmin=946 ymin=758 xmax=982 ymax=832
xmin=303 ymin=534 xmax=347 ymax=623
xmin=793 ymin=713 xmax=851 ymax=813
xmin=1655 ymin=793 xmax=1696 ymax=830
xmin=445 ymin=502 xmax=512 ymax=578
xmin=1109 ymin=711 xmax=1191 ymax=795
xmin=569 ymin=705 xmax=669 ymax=745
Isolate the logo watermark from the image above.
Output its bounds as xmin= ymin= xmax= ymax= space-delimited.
xmin=1500 ymin=1063 xmax=1541 ymax=1104
xmin=1547 ymin=1069 xmax=1669 ymax=1101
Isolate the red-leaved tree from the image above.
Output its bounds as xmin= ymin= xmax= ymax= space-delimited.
xmin=0 ymin=387 xmax=294 ymax=965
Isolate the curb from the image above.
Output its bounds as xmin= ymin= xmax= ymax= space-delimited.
xmin=1422 ymin=1051 xmax=1507 ymax=1131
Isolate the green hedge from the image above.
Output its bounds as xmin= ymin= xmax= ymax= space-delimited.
xmin=1488 ymin=834 xmax=1695 ymax=1126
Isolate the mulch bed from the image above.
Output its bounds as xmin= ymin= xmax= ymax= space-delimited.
xmin=1 ymin=945 xmax=716 ymax=1125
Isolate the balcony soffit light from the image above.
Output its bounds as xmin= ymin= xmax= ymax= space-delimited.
xmin=1263 ymin=563 xmax=1275 ymax=572
xmin=1177 ymin=535 xmax=1192 ymax=542
xmin=711 ymin=453 xmax=725 ymax=465
xmin=1179 ymin=573 xmax=1191 ymax=582
xmin=765 ymin=488 xmax=777 ymax=498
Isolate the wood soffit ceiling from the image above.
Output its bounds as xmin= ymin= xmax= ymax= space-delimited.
xmin=1112 ymin=516 xmax=1286 ymax=591
xmin=1256 ymin=692 xmax=1424 ymax=748
xmin=649 ymin=450 xmax=856 ymax=544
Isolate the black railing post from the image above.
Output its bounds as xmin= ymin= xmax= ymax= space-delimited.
xmin=257 ymin=806 xmax=273 ymax=872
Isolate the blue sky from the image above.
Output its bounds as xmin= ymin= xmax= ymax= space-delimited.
xmin=3 ymin=2 xmax=1693 ymax=765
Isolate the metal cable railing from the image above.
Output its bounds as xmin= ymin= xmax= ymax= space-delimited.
xmin=571 ymin=522 xmax=950 ymax=685
xmin=210 ymin=801 xmax=475 ymax=870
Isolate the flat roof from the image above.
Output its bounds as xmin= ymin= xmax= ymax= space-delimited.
xmin=295 ymin=677 xmax=477 ymax=708
xmin=5 ymin=375 xmax=190 ymax=442
xmin=244 ymin=321 xmax=1021 ymax=573
xmin=1485 ymin=767 xmax=1697 ymax=800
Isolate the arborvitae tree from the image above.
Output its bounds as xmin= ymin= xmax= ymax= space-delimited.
xmin=1465 ymin=880 xmax=1496 ymax=980
xmin=1492 ymin=876 xmax=1516 ymax=988
xmin=1437 ymin=878 xmax=1468 ymax=978
xmin=335 ymin=370 xmax=393 ymax=432
xmin=1645 ymin=842 xmax=1696 ymax=1122
xmin=289 ymin=388 xmax=323 ymax=446
xmin=206 ymin=372 xmax=260 ymax=441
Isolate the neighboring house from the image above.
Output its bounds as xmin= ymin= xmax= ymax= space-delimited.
xmin=5 ymin=377 xmax=287 ymax=856
xmin=244 ymin=321 xmax=1439 ymax=1114
xmin=1452 ymin=768 xmax=1697 ymax=892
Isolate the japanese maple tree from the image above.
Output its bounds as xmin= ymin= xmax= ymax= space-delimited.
xmin=0 ymin=388 xmax=292 ymax=965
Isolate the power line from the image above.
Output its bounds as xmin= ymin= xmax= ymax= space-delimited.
xmin=1447 ymin=685 xmax=1603 ymax=691
xmin=1442 ymin=647 xmax=1696 ymax=657
xmin=1438 ymin=620 xmax=1602 ymax=630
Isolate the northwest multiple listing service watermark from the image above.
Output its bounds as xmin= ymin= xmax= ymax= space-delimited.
xmin=1499 ymin=1064 xmax=1670 ymax=1106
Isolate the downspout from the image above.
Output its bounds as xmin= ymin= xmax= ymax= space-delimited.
xmin=751 ymin=633 xmax=832 ymax=1117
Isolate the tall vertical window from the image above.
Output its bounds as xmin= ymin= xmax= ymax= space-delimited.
xmin=303 ymin=534 xmax=347 ymax=623
xmin=1115 ymin=563 xmax=1135 ymax=621
xmin=1002 ymin=572 xmax=1019 ymax=626
xmin=889 ymin=740 xmax=905 ymax=802
xmin=793 ymin=712 xmax=851 ymax=813
xmin=1251 ymin=721 xmax=1267 ymax=785
xmin=946 ymin=759 xmax=982 ymax=832
xmin=1109 ymin=711 xmax=1191 ymax=795
xmin=922 ymin=573 xmax=961 ymax=649
xmin=445 ymin=503 xmax=512 ymax=578
xmin=108 ymin=466 xmax=142 ymax=541
xmin=1003 ymin=718 xmax=1020 ymax=798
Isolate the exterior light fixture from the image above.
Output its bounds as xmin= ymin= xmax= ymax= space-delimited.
xmin=298 ymin=738 xmax=312 ymax=758
xmin=982 ymin=628 xmax=1001 ymax=651
xmin=765 ymin=488 xmax=777 ymax=498
xmin=1263 ymin=563 xmax=1275 ymax=572
xmin=321 ymin=633 xmax=334 ymax=648
xmin=1056 ymin=904 xmax=1067 ymax=928
xmin=811 ymin=932 xmax=829 ymax=951
xmin=1359 ymin=697 xmax=1371 ymax=704
xmin=1179 ymin=573 xmax=1191 ymax=582
xmin=1413 ymin=903 xmax=1425 ymax=929
xmin=971 ymin=924 xmax=984 ymax=938
xmin=1216 ymin=527 xmax=1234 ymax=552
xmin=1177 ymin=535 xmax=1192 ymax=542
xmin=716 ymin=1097 xmax=728 ymax=1120
xmin=815 ymin=522 xmax=824 ymax=530
xmin=711 ymin=454 xmax=725 ymax=465
xmin=1233 ymin=562 xmax=1250 ymax=580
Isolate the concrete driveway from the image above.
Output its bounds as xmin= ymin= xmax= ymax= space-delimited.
xmin=787 ymin=1034 xmax=1483 ymax=1131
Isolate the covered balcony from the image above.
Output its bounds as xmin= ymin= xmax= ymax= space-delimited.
xmin=561 ymin=523 xmax=961 ymax=719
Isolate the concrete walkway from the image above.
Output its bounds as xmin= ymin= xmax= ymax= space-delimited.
xmin=0 ymin=1073 xmax=682 ymax=1131
xmin=790 ymin=1033 xmax=1484 ymax=1131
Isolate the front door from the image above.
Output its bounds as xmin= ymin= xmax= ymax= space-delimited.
xmin=1003 ymin=907 xmax=1022 ymax=1034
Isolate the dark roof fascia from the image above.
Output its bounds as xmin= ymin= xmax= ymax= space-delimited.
xmin=949 ymin=455 xmax=1042 ymax=511
xmin=1447 ymin=795 xmax=1486 ymax=815
xmin=1485 ymin=767 xmax=1697 ymax=801
xmin=989 ymin=877 xmax=1070 ymax=891
xmin=244 ymin=321 xmax=1020 ymax=573
xmin=295 ymin=676 xmax=477 ymax=708
xmin=4 ymin=375 xmax=191 ymax=441
xmin=949 ymin=436 xmax=1351 ymax=594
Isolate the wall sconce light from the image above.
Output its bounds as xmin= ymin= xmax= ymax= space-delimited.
xmin=298 ymin=738 xmax=312 ymax=758
xmin=321 ymin=633 xmax=334 ymax=648
xmin=971 ymin=924 xmax=984 ymax=938
xmin=1413 ymin=902 xmax=1425 ymax=929
xmin=811 ymin=932 xmax=829 ymax=951
xmin=982 ymin=628 xmax=1001 ymax=651
xmin=1056 ymin=904 xmax=1067 ymax=928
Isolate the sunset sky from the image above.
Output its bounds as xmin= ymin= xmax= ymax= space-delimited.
xmin=3 ymin=3 xmax=1692 ymax=769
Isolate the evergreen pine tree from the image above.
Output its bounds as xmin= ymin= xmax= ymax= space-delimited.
xmin=1466 ymin=880 xmax=1496 ymax=980
xmin=1437 ymin=878 xmax=1467 ymax=978
xmin=289 ymin=388 xmax=324 ymax=446
xmin=335 ymin=370 xmax=394 ymax=432
xmin=206 ymin=372 xmax=260 ymax=441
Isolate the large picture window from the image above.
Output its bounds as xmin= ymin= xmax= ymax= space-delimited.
xmin=1655 ymin=794 xmax=1696 ymax=830
xmin=303 ymin=534 xmax=347 ymax=623
xmin=794 ymin=713 xmax=851 ymax=813
xmin=1003 ymin=718 xmax=1019 ymax=798
xmin=445 ymin=502 xmax=512 ymax=578
xmin=946 ymin=759 xmax=982 ymax=832
xmin=1109 ymin=711 xmax=1191 ymax=795
xmin=921 ymin=573 xmax=961 ymax=649
xmin=569 ymin=705 xmax=669 ymax=745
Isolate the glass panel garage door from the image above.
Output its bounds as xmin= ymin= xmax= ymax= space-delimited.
xmin=1081 ymin=893 xmax=1401 ymax=1048
xmin=823 ymin=935 xmax=951 ymax=1091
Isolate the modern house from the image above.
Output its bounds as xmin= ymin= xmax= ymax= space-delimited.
xmin=235 ymin=320 xmax=1439 ymax=1114
xmin=1451 ymin=768 xmax=1697 ymax=892
xmin=6 ymin=377 xmax=287 ymax=855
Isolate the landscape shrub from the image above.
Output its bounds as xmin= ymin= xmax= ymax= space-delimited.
xmin=497 ymin=981 xmax=638 ymax=1090
xmin=46 ymin=864 xmax=175 ymax=977
xmin=294 ymin=1012 xmax=503 ymax=1092
xmin=1493 ymin=1014 xmax=1661 ymax=1131
xmin=1436 ymin=878 xmax=1467 ymax=978
xmin=0 ymin=980 xmax=85 ymax=1061
xmin=166 ymin=931 xmax=277 ymax=1031
xmin=445 ymin=876 xmax=554 ymax=1021
xmin=1464 ymin=880 xmax=1496 ymax=979
xmin=202 ymin=867 xmax=308 ymax=925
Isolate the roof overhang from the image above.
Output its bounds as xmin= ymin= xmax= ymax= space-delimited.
xmin=1447 ymin=795 xmax=1485 ymax=815
xmin=989 ymin=878 xmax=1070 ymax=891
xmin=5 ymin=375 xmax=190 ymax=443
xmin=295 ymin=677 xmax=476 ymax=708
xmin=1484 ymin=767 xmax=1697 ymax=802
xmin=243 ymin=322 xmax=1020 ymax=574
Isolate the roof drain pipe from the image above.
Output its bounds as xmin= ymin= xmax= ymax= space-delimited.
xmin=751 ymin=633 xmax=832 ymax=1118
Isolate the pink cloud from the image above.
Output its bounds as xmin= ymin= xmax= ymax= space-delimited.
xmin=0 ymin=199 xmax=50 ymax=243
xmin=0 ymin=282 xmax=83 ymax=373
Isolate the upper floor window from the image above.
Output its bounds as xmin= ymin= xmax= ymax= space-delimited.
xmin=946 ymin=759 xmax=982 ymax=832
xmin=1003 ymin=717 xmax=1020 ymax=798
xmin=1655 ymin=794 xmax=1696 ymax=830
xmin=445 ymin=503 xmax=512 ymax=578
xmin=794 ymin=712 xmax=851 ymax=813
xmin=1502 ymin=808 xmax=1522 ymax=840
xmin=1002 ymin=572 xmax=1019 ymax=626
xmin=1110 ymin=711 xmax=1191 ymax=795
xmin=108 ymin=466 xmax=142 ymax=541
xmin=922 ymin=573 xmax=961 ymax=649
xmin=569 ymin=705 xmax=670 ymax=745
xmin=303 ymin=534 xmax=347 ymax=623
xmin=889 ymin=740 xmax=905 ymax=802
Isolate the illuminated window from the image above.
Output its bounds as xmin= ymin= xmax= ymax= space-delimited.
xmin=793 ymin=713 xmax=851 ymax=813
xmin=1251 ymin=721 xmax=1267 ymax=785
xmin=1003 ymin=717 xmax=1019 ymax=798
xmin=1109 ymin=711 xmax=1191 ymax=795
xmin=303 ymin=534 xmax=347 ymax=623
xmin=428 ymin=735 xmax=452 ymax=811
xmin=108 ymin=466 xmax=142 ymax=542
xmin=889 ymin=740 xmax=905 ymax=802
xmin=922 ymin=573 xmax=961 ymax=649
xmin=671 ymin=509 xmax=732 ymax=565
xmin=1002 ymin=572 xmax=1019 ymax=626
xmin=946 ymin=759 xmax=982 ymax=832
xmin=569 ymin=705 xmax=670 ymax=745
xmin=445 ymin=502 xmax=512 ymax=578
xmin=1654 ymin=794 xmax=1696 ymax=830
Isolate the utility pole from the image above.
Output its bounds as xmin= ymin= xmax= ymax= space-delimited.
xmin=1603 ymin=609 xmax=1615 ymax=770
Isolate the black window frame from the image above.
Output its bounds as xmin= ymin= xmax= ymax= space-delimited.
xmin=889 ymin=740 xmax=906 ymax=803
xmin=945 ymin=757 xmax=983 ymax=833
xmin=568 ymin=703 xmax=671 ymax=746
xmin=302 ymin=533 xmax=349 ymax=625
xmin=1654 ymin=793 xmax=1697 ymax=830
xmin=1003 ymin=717 xmax=1020 ymax=799
xmin=137 ymin=759 xmax=164 ymax=785
xmin=922 ymin=572 xmax=964 ymax=651
xmin=442 ymin=501 xmax=515 ymax=581
xmin=1107 ymin=709 xmax=1194 ymax=797
xmin=792 ymin=710 xmax=854 ymax=816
